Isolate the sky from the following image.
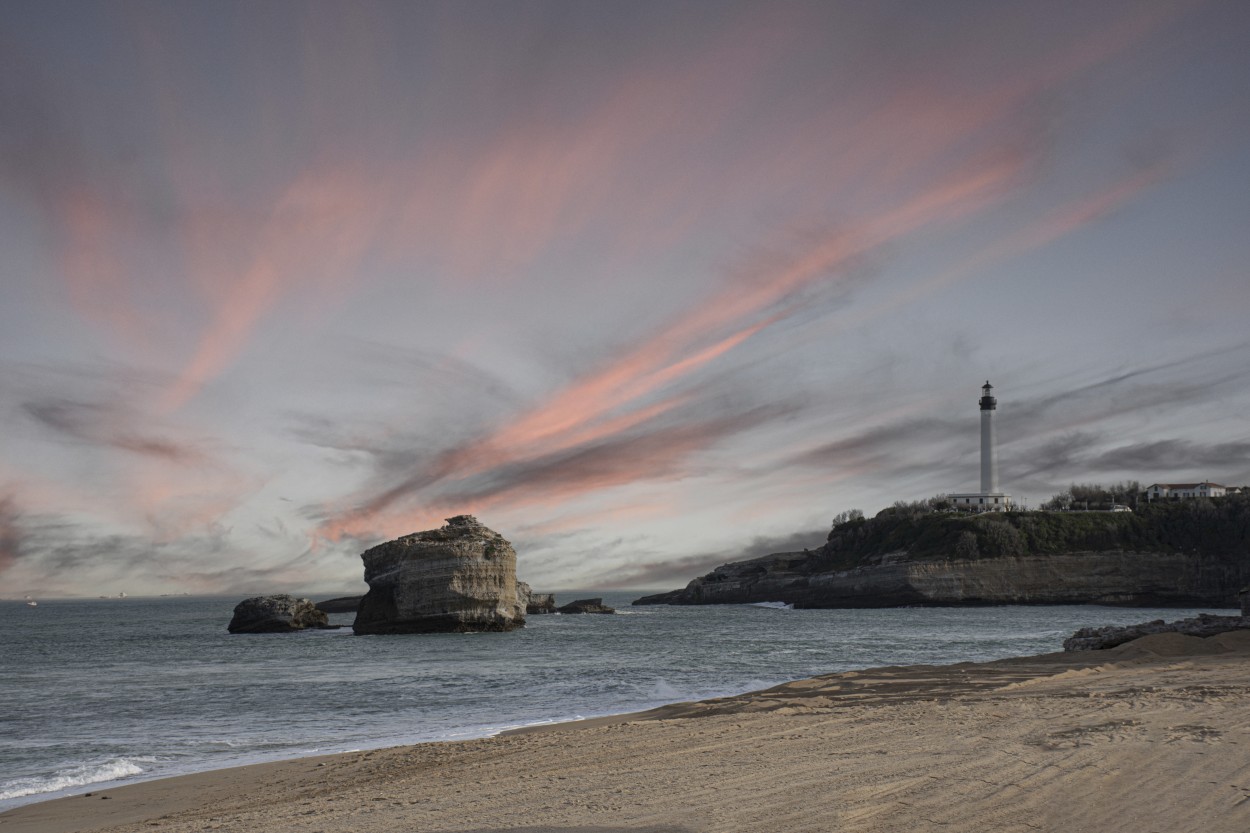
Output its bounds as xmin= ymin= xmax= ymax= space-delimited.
xmin=2 ymin=0 xmax=1249 ymax=598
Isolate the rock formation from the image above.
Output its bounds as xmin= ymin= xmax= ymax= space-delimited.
xmin=228 ymin=595 xmax=331 ymax=633
xmin=527 ymin=592 xmax=557 ymax=614
xmin=557 ymin=597 xmax=615 ymax=614
xmin=1064 ymin=613 xmax=1250 ymax=651
xmin=353 ymin=515 xmax=524 ymax=634
xmin=1242 ymin=586 xmax=1250 ymax=616
xmin=634 ymin=550 xmax=1248 ymax=608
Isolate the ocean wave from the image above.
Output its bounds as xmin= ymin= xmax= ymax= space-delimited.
xmin=749 ymin=601 xmax=794 ymax=610
xmin=0 ymin=757 xmax=155 ymax=801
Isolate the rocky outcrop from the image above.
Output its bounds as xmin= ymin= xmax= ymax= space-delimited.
xmin=557 ymin=597 xmax=615 ymax=614
xmin=1064 ymin=614 xmax=1250 ymax=651
xmin=515 ymin=581 xmax=532 ymax=621
xmin=1242 ymin=586 xmax=1250 ymax=616
xmin=634 ymin=550 xmax=1249 ymax=608
xmin=353 ymin=515 xmax=524 ymax=634
xmin=314 ymin=595 xmax=363 ymax=614
xmin=228 ymin=595 xmax=331 ymax=633
xmin=527 ymin=593 xmax=557 ymax=614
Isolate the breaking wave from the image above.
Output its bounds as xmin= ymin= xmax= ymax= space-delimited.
xmin=0 ymin=757 xmax=153 ymax=801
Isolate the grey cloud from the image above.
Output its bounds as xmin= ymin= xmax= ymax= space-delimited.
xmin=0 ymin=495 xmax=22 ymax=573
xmin=595 ymin=528 xmax=829 ymax=590
xmin=1007 ymin=344 xmax=1250 ymax=435
xmin=1007 ymin=432 xmax=1104 ymax=479
xmin=442 ymin=402 xmax=799 ymax=506
xmin=1086 ymin=439 xmax=1250 ymax=479
xmin=22 ymin=397 xmax=206 ymax=464
xmin=787 ymin=417 xmax=961 ymax=469
xmin=1 ymin=508 xmax=359 ymax=597
xmin=289 ymin=342 xmax=523 ymax=479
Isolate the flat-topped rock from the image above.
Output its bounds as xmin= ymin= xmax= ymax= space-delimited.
xmin=527 ymin=592 xmax=557 ymax=614
xmin=353 ymin=515 xmax=525 ymax=634
xmin=557 ymin=597 xmax=615 ymax=615
xmin=228 ymin=595 xmax=331 ymax=633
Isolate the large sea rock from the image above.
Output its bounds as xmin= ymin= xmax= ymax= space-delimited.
xmin=228 ymin=595 xmax=330 ymax=633
xmin=353 ymin=515 xmax=525 ymax=634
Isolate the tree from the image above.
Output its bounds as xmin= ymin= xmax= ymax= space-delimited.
xmin=954 ymin=530 xmax=979 ymax=559
xmin=832 ymin=509 xmax=864 ymax=528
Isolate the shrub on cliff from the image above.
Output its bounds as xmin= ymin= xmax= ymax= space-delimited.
xmin=816 ymin=493 xmax=1250 ymax=567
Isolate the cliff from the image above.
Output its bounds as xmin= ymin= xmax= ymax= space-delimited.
xmin=635 ymin=495 xmax=1250 ymax=609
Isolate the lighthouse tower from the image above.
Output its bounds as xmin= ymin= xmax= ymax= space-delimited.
xmin=949 ymin=381 xmax=1012 ymax=512
xmin=980 ymin=381 xmax=997 ymax=493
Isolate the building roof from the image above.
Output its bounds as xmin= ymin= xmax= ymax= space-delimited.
xmin=1147 ymin=482 xmax=1227 ymax=490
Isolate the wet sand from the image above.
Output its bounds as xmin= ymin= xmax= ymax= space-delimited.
xmin=4 ymin=630 xmax=1250 ymax=833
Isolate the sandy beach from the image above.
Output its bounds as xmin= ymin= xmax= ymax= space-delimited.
xmin=4 ymin=631 xmax=1250 ymax=833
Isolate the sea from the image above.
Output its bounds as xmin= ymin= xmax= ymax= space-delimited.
xmin=0 ymin=593 xmax=1233 ymax=811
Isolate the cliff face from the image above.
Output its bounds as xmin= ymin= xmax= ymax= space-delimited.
xmin=354 ymin=515 xmax=524 ymax=634
xmin=635 ymin=550 xmax=1248 ymax=609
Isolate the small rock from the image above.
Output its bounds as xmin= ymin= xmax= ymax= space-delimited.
xmin=227 ymin=594 xmax=330 ymax=633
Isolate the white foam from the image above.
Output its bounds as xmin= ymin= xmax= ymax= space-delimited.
xmin=0 ymin=757 xmax=154 ymax=801
xmin=646 ymin=678 xmax=685 ymax=700
xmin=750 ymin=601 xmax=794 ymax=610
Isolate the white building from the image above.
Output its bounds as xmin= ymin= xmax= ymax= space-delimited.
xmin=1144 ymin=482 xmax=1227 ymax=501
xmin=948 ymin=381 xmax=1013 ymax=512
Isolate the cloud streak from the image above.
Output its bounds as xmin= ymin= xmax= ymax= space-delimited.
xmin=593 ymin=527 xmax=830 ymax=590
xmin=314 ymin=144 xmax=1035 ymax=541
xmin=22 ymin=397 xmax=206 ymax=463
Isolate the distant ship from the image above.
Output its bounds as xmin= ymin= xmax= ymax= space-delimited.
xmin=24 ymin=595 xmax=36 ymax=607
xmin=118 ymin=592 xmax=127 ymax=598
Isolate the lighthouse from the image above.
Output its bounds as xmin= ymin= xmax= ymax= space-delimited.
xmin=949 ymin=381 xmax=1012 ymax=512
xmin=980 ymin=381 xmax=997 ymax=493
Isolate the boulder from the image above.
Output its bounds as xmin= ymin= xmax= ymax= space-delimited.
xmin=527 ymin=593 xmax=557 ymax=614
xmin=557 ymin=597 xmax=615 ymax=615
xmin=353 ymin=515 xmax=525 ymax=634
xmin=228 ymin=595 xmax=331 ymax=633
xmin=1063 ymin=613 xmax=1250 ymax=651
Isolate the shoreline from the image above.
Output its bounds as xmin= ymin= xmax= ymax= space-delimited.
xmin=5 ymin=630 xmax=1250 ymax=833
